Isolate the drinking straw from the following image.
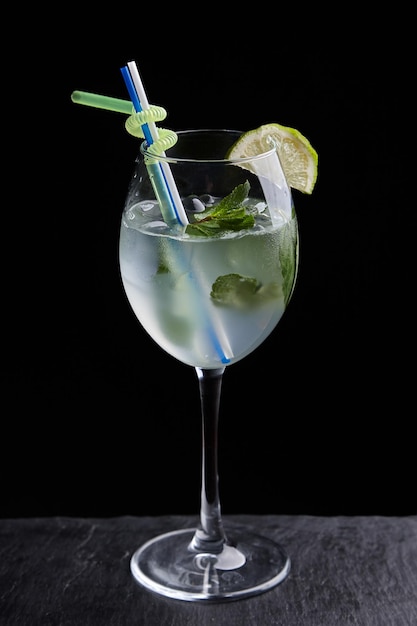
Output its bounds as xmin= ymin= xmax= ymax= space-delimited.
xmin=120 ymin=65 xmax=181 ymax=227
xmin=72 ymin=70 xmax=233 ymax=363
xmin=71 ymin=91 xmax=133 ymax=114
xmin=119 ymin=67 xmax=153 ymax=144
xmin=121 ymin=63 xmax=189 ymax=227
xmin=121 ymin=61 xmax=232 ymax=364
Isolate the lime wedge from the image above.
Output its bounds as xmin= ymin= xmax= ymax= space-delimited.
xmin=227 ymin=123 xmax=318 ymax=194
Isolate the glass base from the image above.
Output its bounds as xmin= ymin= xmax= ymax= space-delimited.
xmin=130 ymin=526 xmax=290 ymax=602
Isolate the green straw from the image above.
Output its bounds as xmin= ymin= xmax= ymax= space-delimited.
xmin=71 ymin=84 xmax=233 ymax=363
xmin=71 ymin=91 xmax=134 ymax=115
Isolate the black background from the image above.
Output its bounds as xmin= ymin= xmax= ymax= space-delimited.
xmin=3 ymin=14 xmax=413 ymax=519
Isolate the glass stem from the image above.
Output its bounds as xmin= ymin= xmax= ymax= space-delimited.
xmin=190 ymin=366 xmax=227 ymax=554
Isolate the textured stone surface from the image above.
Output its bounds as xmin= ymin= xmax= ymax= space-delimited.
xmin=0 ymin=515 xmax=416 ymax=625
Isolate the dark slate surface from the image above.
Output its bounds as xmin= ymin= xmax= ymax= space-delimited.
xmin=0 ymin=515 xmax=416 ymax=625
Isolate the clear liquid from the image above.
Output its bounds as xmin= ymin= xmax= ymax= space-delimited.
xmin=119 ymin=199 xmax=298 ymax=368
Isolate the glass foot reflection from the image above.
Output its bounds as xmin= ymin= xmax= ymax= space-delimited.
xmin=130 ymin=527 xmax=290 ymax=602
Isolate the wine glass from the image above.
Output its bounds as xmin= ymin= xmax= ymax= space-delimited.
xmin=119 ymin=129 xmax=297 ymax=601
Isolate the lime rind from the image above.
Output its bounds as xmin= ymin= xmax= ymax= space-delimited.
xmin=227 ymin=123 xmax=318 ymax=194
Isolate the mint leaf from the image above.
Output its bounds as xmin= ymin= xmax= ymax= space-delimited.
xmin=211 ymin=273 xmax=282 ymax=308
xmin=185 ymin=181 xmax=255 ymax=237
xmin=210 ymin=179 xmax=251 ymax=216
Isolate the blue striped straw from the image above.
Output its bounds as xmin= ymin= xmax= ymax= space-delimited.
xmin=120 ymin=64 xmax=188 ymax=227
xmin=121 ymin=62 xmax=232 ymax=364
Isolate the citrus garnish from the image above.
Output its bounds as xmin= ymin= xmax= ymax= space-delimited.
xmin=226 ymin=123 xmax=318 ymax=194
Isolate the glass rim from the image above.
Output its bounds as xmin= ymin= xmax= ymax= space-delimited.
xmin=140 ymin=128 xmax=277 ymax=165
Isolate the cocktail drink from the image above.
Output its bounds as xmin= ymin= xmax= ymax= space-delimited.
xmin=119 ymin=130 xmax=298 ymax=369
xmin=72 ymin=62 xmax=317 ymax=602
